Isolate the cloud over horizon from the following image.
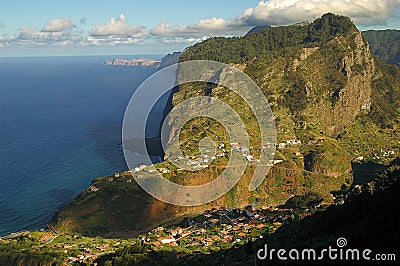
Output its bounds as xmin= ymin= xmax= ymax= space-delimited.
xmin=89 ymin=14 xmax=145 ymax=37
xmin=1 ymin=0 xmax=399 ymax=50
xmin=41 ymin=17 xmax=76 ymax=32
xmin=87 ymin=14 xmax=147 ymax=46
xmin=0 ymin=17 xmax=82 ymax=47
xmin=149 ymin=17 xmax=246 ymax=37
xmin=150 ymin=0 xmax=400 ymax=37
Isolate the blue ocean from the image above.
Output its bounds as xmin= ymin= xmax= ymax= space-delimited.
xmin=0 ymin=56 xmax=163 ymax=236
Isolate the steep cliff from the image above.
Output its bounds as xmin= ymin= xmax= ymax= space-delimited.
xmin=179 ymin=14 xmax=376 ymax=137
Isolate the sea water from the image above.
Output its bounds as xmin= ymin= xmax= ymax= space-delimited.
xmin=0 ymin=55 xmax=162 ymax=235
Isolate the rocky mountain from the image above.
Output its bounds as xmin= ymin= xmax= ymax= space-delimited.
xmin=48 ymin=14 xmax=400 ymax=238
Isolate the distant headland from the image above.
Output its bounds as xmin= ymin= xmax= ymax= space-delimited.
xmin=104 ymin=58 xmax=161 ymax=67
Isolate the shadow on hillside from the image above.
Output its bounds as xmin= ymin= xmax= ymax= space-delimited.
xmin=351 ymin=161 xmax=386 ymax=184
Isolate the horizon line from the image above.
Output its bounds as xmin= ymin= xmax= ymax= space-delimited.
xmin=0 ymin=53 xmax=171 ymax=59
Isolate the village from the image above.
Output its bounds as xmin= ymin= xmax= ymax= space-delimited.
xmin=0 ymin=202 xmax=315 ymax=265
xmin=86 ymin=138 xmax=307 ymax=193
xmin=2 ymin=135 xmax=357 ymax=265
xmin=64 ymin=135 xmax=384 ymax=264
xmin=0 ymin=229 xmax=131 ymax=265
xmin=141 ymin=203 xmax=309 ymax=257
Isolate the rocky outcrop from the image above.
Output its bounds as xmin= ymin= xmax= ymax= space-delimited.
xmin=329 ymin=33 xmax=374 ymax=134
xmin=299 ymin=32 xmax=376 ymax=136
xmin=104 ymin=58 xmax=161 ymax=67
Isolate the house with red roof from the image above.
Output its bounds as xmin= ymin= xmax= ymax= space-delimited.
xmin=38 ymin=233 xmax=54 ymax=243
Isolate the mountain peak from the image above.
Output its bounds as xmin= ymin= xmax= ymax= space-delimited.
xmin=180 ymin=13 xmax=358 ymax=63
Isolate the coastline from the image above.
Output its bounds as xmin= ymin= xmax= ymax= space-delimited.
xmin=43 ymin=52 xmax=182 ymax=237
xmin=0 ymin=53 xmax=180 ymax=238
xmin=103 ymin=58 xmax=161 ymax=67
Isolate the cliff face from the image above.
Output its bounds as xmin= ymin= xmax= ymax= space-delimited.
xmin=292 ymin=31 xmax=375 ymax=136
xmin=49 ymin=14 xmax=400 ymax=237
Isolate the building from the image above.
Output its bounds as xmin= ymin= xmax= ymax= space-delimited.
xmin=245 ymin=206 xmax=254 ymax=217
xmin=87 ymin=185 xmax=99 ymax=192
xmin=159 ymin=236 xmax=176 ymax=244
xmin=38 ymin=233 xmax=54 ymax=243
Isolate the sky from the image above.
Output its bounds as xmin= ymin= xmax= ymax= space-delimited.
xmin=0 ymin=0 xmax=399 ymax=57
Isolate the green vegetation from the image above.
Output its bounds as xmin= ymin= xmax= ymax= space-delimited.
xmin=0 ymin=230 xmax=141 ymax=266
xmin=363 ymin=29 xmax=400 ymax=65
xmin=368 ymin=58 xmax=400 ymax=128
xmin=180 ymin=13 xmax=356 ymax=64
xmin=284 ymin=73 xmax=307 ymax=113
xmin=284 ymin=192 xmax=323 ymax=209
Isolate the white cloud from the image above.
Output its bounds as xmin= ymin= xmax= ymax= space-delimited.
xmin=1 ymin=17 xmax=82 ymax=47
xmin=41 ymin=17 xmax=75 ymax=32
xmin=150 ymin=0 xmax=400 ymax=38
xmin=150 ymin=21 xmax=173 ymax=35
xmin=150 ymin=18 xmax=246 ymax=38
xmin=233 ymin=0 xmax=400 ymax=26
xmin=160 ymin=36 xmax=208 ymax=44
xmin=194 ymin=17 xmax=228 ymax=30
xmin=17 ymin=26 xmax=37 ymax=40
xmin=87 ymin=14 xmax=147 ymax=46
xmin=85 ymin=35 xmax=141 ymax=46
xmin=2 ymin=1 xmax=399 ymax=50
xmin=89 ymin=14 xmax=146 ymax=37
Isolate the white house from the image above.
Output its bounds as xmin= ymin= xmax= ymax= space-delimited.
xmin=159 ymin=236 xmax=176 ymax=244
